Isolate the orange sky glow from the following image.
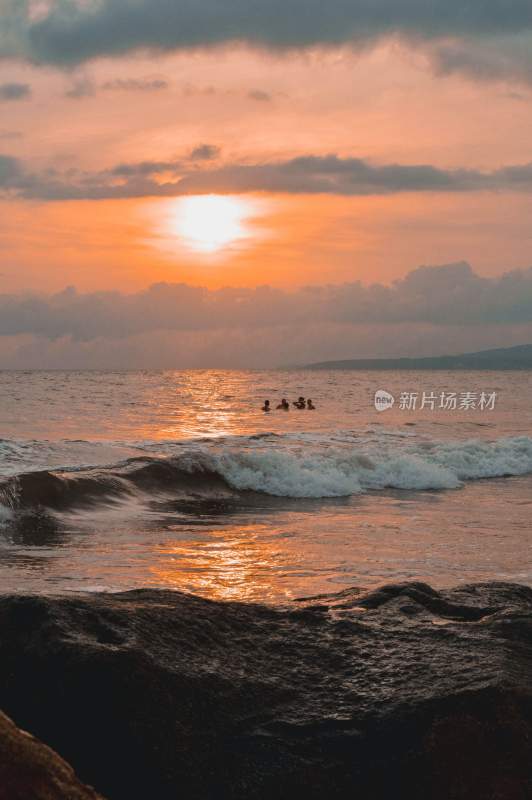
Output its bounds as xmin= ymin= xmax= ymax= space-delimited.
xmin=1 ymin=44 xmax=532 ymax=292
xmin=1 ymin=5 xmax=532 ymax=366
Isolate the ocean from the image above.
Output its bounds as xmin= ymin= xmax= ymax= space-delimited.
xmin=0 ymin=369 xmax=531 ymax=601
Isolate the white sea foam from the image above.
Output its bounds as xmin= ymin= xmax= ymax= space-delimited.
xmin=2 ymin=432 xmax=532 ymax=501
xmin=0 ymin=504 xmax=13 ymax=524
xmin=207 ymin=435 xmax=532 ymax=498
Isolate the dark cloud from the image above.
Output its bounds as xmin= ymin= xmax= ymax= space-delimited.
xmin=101 ymin=77 xmax=169 ymax=92
xmin=3 ymin=1 xmax=531 ymax=67
xmin=248 ymin=89 xmax=272 ymax=102
xmin=0 ymin=154 xmax=22 ymax=185
xmin=65 ymin=75 xmax=169 ymax=99
xmin=2 ymin=2 xmax=532 ymax=86
xmin=175 ymin=156 xmax=485 ymax=196
xmin=109 ymin=146 xmax=220 ymax=178
xmin=0 ymin=82 xmax=31 ymax=101
xmin=65 ymin=77 xmax=95 ymax=99
xmin=110 ymin=159 xmax=182 ymax=178
xmin=428 ymin=37 xmax=532 ymax=85
xmin=5 ymin=152 xmax=532 ymax=201
xmin=181 ymin=85 xmax=271 ymax=102
xmin=190 ymin=144 xmax=220 ymax=161
xmin=0 ymin=263 xmax=531 ymax=344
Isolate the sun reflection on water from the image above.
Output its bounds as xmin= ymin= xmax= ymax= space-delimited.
xmin=150 ymin=525 xmax=289 ymax=603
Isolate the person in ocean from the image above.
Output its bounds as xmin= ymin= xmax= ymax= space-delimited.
xmin=277 ymin=398 xmax=290 ymax=410
xmin=306 ymin=399 xmax=316 ymax=410
xmin=293 ymin=396 xmax=306 ymax=409
xmin=262 ymin=400 xmax=271 ymax=412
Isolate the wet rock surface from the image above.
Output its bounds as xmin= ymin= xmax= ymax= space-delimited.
xmin=0 ymin=708 xmax=104 ymax=800
xmin=0 ymin=581 xmax=530 ymax=800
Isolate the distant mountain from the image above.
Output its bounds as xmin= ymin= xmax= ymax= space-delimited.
xmin=304 ymin=344 xmax=532 ymax=370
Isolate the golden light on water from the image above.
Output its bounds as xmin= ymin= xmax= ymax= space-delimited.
xmin=168 ymin=195 xmax=257 ymax=254
xmin=151 ymin=526 xmax=285 ymax=603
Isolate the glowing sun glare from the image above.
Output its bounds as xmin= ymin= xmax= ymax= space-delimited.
xmin=170 ymin=195 xmax=253 ymax=253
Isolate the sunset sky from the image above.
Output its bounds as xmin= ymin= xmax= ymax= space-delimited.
xmin=1 ymin=1 xmax=532 ymax=367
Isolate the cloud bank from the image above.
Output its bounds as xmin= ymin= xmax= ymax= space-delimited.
xmin=0 ymin=2 xmax=531 ymax=86
xmin=3 ymin=153 xmax=532 ymax=201
xmin=1 ymin=0 xmax=532 ymax=91
xmin=1 ymin=262 xmax=531 ymax=341
xmin=1 ymin=1 xmax=530 ymax=62
xmin=1 ymin=262 xmax=531 ymax=368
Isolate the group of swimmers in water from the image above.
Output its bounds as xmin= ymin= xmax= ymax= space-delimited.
xmin=262 ymin=396 xmax=315 ymax=412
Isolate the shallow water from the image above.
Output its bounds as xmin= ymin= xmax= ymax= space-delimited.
xmin=0 ymin=369 xmax=531 ymax=600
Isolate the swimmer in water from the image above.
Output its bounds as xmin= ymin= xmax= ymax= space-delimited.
xmin=262 ymin=400 xmax=271 ymax=412
xmin=307 ymin=399 xmax=316 ymax=410
xmin=293 ymin=396 xmax=306 ymax=409
xmin=277 ymin=398 xmax=290 ymax=410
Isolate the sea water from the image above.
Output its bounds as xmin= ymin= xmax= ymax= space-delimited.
xmin=0 ymin=369 xmax=530 ymax=601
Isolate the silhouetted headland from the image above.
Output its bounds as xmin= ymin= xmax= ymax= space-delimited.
xmin=304 ymin=343 xmax=532 ymax=370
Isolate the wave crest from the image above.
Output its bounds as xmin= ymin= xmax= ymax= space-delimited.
xmin=0 ymin=434 xmax=531 ymax=513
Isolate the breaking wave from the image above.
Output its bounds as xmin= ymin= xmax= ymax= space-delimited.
xmin=1 ymin=433 xmax=532 ymax=514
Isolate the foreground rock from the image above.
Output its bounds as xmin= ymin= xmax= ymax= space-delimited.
xmin=0 ymin=582 xmax=530 ymax=800
xmin=0 ymin=708 xmax=104 ymax=800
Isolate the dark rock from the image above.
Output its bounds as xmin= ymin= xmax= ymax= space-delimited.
xmin=0 ymin=581 xmax=529 ymax=799
xmin=0 ymin=708 xmax=105 ymax=800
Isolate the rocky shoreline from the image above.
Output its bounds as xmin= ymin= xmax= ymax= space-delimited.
xmin=0 ymin=581 xmax=530 ymax=799
xmin=0 ymin=709 xmax=103 ymax=800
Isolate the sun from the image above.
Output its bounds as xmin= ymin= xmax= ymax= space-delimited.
xmin=169 ymin=195 xmax=254 ymax=254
